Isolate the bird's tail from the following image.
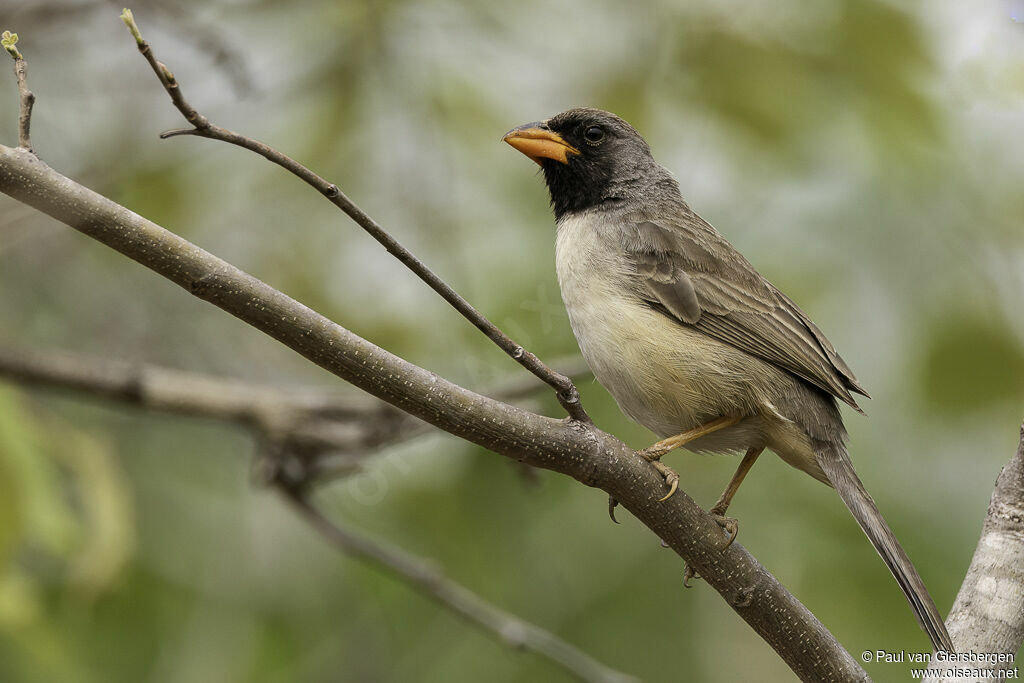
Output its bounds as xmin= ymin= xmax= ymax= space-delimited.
xmin=816 ymin=444 xmax=954 ymax=654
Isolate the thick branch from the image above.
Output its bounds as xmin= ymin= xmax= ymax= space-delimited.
xmin=118 ymin=9 xmax=589 ymax=423
xmin=280 ymin=487 xmax=636 ymax=683
xmin=927 ymin=424 xmax=1024 ymax=682
xmin=0 ymin=143 xmax=870 ymax=681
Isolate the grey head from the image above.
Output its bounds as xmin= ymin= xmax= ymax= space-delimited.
xmin=504 ymin=108 xmax=680 ymax=220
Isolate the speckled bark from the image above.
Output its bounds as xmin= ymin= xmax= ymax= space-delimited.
xmin=0 ymin=144 xmax=870 ymax=682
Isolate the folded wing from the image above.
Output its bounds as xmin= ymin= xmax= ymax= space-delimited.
xmin=621 ymin=217 xmax=869 ymax=410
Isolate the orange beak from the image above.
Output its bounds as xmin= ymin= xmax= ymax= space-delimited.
xmin=503 ymin=122 xmax=580 ymax=166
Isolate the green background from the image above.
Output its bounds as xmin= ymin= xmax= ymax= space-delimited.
xmin=1 ymin=1 xmax=1023 ymax=681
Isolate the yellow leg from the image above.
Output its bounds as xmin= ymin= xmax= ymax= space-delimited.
xmin=709 ymin=446 xmax=764 ymax=546
xmin=710 ymin=446 xmax=764 ymax=518
xmin=639 ymin=415 xmax=742 ymax=462
xmin=638 ymin=415 xmax=742 ymax=502
xmin=682 ymin=445 xmax=765 ymax=586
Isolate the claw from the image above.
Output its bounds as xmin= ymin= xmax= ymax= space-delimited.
xmin=657 ymin=475 xmax=679 ymax=502
xmin=713 ymin=514 xmax=739 ymax=548
xmin=608 ymin=495 xmax=620 ymax=523
xmin=683 ymin=563 xmax=700 ymax=587
xmin=709 ymin=503 xmax=740 ymax=548
xmin=649 ymin=460 xmax=680 ymax=502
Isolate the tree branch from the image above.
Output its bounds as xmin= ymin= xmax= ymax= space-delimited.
xmin=0 ymin=343 xmax=621 ymax=680
xmin=0 ymin=29 xmax=875 ymax=680
xmin=118 ymin=9 xmax=589 ymax=424
xmin=128 ymin=0 xmax=255 ymax=96
xmin=926 ymin=423 xmax=1024 ymax=682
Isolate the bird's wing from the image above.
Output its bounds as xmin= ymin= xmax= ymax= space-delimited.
xmin=620 ymin=217 xmax=869 ymax=409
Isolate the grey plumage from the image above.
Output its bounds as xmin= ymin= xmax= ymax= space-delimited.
xmin=505 ymin=107 xmax=953 ymax=653
xmin=624 ymin=214 xmax=869 ymax=409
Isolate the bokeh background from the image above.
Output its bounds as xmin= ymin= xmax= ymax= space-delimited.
xmin=1 ymin=1 xmax=1023 ymax=681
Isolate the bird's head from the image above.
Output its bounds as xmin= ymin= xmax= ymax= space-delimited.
xmin=504 ymin=108 xmax=670 ymax=220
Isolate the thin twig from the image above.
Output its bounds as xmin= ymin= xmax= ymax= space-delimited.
xmin=482 ymin=355 xmax=592 ymax=402
xmin=111 ymin=0 xmax=254 ymax=95
xmin=118 ymin=9 xmax=590 ymax=423
xmin=279 ymin=486 xmax=635 ymax=683
xmin=1 ymin=30 xmax=34 ymax=151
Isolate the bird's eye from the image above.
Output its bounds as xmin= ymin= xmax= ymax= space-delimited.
xmin=583 ymin=126 xmax=605 ymax=143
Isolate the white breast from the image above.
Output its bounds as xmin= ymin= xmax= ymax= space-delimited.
xmin=555 ymin=213 xmax=699 ymax=434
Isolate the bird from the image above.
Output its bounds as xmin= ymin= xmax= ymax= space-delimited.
xmin=503 ymin=107 xmax=953 ymax=654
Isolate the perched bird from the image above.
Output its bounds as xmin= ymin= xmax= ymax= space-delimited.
xmin=504 ymin=108 xmax=952 ymax=653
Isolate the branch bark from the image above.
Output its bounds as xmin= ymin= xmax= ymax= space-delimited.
xmin=0 ymin=142 xmax=871 ymax=682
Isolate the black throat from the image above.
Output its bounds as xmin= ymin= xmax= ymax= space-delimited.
xmin=541 ymin=159 xmax=617 ymax=221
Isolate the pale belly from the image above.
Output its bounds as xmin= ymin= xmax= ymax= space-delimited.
xmin=561 ymin=281 xmax=830 ymax=482
xmin=564 ymin=287 xmax=764 ymax=450
xmin=556 ymin=233 xmax=752 ymax=450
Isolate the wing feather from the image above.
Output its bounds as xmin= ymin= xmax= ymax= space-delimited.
xmin=622 ymin=217 xmax=868 ymax=409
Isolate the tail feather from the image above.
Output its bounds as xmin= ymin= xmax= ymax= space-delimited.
xmin=817 ymin=445 xmax=954 ymax=654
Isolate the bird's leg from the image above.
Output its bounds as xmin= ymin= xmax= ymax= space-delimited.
xmin=708 ymin=446 xmax=764 ymax=546
xmin=638 ymin=415 xmax=741 ymax=502
xmin=639 ymin=415 xmax=742 ymax=461
xmin=683 ymin=446 xmax=764 ymax=586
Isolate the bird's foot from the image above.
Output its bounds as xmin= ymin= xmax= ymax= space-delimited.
xmin=682 ymin=562 xmax=699 ymax=587
xmin=709 ymin=509 xmax=739 ymax=549
xmin=647 ymin=459 xmax=679 ymax=501
xmin=638 ymin=442 xmax=680 ymax=501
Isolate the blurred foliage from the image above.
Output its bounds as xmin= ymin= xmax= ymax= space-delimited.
xmin=1 ymin=0 xmax=1023 ymax=681
xmin=0 ymin=388 xmax=133 ymax=682
xmin=923 ymin=314 xmax=1024 ymax=415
